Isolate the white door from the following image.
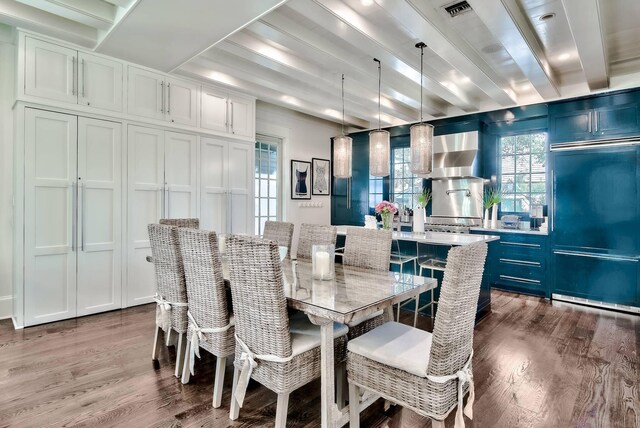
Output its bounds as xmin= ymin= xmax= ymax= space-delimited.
xmin=25 ymin=37 xmax=77 ymax=104
xmin=201 ymin=86 xmax=228 ymax=133
xmin=77 ymin=118 xmax=122 ymax=316
xmin=127 ymin=67 xmax=164 ymax=121
xmin=24 ymin=108 xmax=77 ymax=325
xmin=78 ymin=52 xmax=123 ymax=112
xmin=164 ymin=131 xmax=198 ymax=219
xmin=127 ymin=125 xmax=164 ymax=306
xmin=228 ymin=142 xmax=254 ymax=234
xmin=228 ymin=95 xmax=255 ymax=138
xmin=166 ymin=77 xmax=198 ymax=126
xmin=200 ymin=137 xmax=228 ymax=233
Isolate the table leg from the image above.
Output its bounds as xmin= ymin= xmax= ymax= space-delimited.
xmin=308 ymin=314 xmax=336 ymax=428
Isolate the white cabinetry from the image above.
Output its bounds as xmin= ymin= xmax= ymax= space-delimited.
xmin=127 ymin=67 xmax=198 ymax=126
xmin=126 ymin=125 xmax=198 ymax=306
xmin=200 ymin=137 xmax=253 ymax=235
xmin=25 ymin=36 xmax=123 ymax=112
xmin=23 ymin=108 xmax=122 ymax=326
xmin=201 ymin=86 xmax=255 ymax=138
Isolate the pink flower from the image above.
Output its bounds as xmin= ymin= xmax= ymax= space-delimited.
xmin=375 ymin=201 xmax=398 ymax=214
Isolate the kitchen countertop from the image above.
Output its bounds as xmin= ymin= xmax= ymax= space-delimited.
xmin=470 ymin=226 xmax=548 ymax=236
xmin=335 ymin=225 xmax=500 ymax=245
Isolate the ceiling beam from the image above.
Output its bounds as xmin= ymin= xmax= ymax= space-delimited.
xmin=177 ymin=61 xmax=372 ymax=129
xmin=0 ymin=0 xmax=96 ymax=47
xmin=286 ymin=0 xmax=473 ymax=113
xmin=466 ymin=0 xmax=559 ymax=99
xmin=16 ymin=0 xmax=116 ymax=30
xmin=561 ymin=0 xmax=608 ymax=90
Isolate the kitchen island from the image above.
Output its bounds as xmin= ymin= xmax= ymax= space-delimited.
xmin=334 ymin=225 xmax=500 ymax=321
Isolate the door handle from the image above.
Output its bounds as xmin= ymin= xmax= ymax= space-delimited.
xmin=551 ymin=169 xmax=555 ymax=232
xmin=71 ymin=182 xmax=76 ymax=252
xmin=71 ymin=56 xmax=76 ymax=96
xmin=553 ymin=250 xmax=640 ymax=263
xmin=230 ymin=102 xmax=234 ymax=134
xmin=167 ymin=82 xmax=171 ymax=116
xmin=82 ymin=58 xmax=86 ymax=99
xmin=81 ymin=183 xmax=86 ymax=251
xmin=499 ymin=275 xmax=541 ymax=284
xmin=499 ymin=241 xmax=541 ymax=248
xmin=594 ymin=112 xmax=598 ymax=133
xmin=588 ymin=112 xmax=592 ymax=133
xmin=160 ymin=82 xmax=164 ymax=113
xmin=166 ymin=185 xmax=170 ymax=218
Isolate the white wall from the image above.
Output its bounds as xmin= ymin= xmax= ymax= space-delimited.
xmin=0 ymin=25 xmax=15 ymax=319
xmin=256 ymin=101 xmax=341 ymax=257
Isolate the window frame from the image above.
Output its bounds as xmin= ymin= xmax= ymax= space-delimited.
xmin=254 ymin=134 xmax=283 ymax=235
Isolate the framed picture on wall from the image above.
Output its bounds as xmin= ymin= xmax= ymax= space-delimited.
xmin=312 ymin=158 xmax=331 ymax=196
xmin=291 ymin=159 xmax=311 ymax=199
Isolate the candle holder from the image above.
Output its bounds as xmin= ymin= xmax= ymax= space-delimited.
xmin=312 ymin=244 xmax=335 ymax=281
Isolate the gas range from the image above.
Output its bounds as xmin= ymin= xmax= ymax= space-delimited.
xmin=424 ymin=217 xmax=481 ymax=234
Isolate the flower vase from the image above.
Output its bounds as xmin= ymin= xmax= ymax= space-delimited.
xmin=381 ymin=212 xmax=393 ymax=230
xmin=413 ymin=207 xmax=425 ymax=233
xmin=483 ymin=209 xmax=490 ymax=228
xmin=491 ymin=204 xmax=499 ymax=229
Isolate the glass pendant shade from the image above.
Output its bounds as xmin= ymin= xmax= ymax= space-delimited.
xmin=410 ymin=123 xmax=434 ymax=174
xmin=333 ymin=135 xmax=353 ymax=178
xmin=369 ymin=129 xmax=390 ymax=177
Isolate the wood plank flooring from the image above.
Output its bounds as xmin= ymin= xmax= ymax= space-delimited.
xmin=0 ymin=290 xmax=638 ymax=427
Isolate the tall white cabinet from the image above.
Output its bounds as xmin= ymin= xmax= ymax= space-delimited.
xmin=23 ymin=109 xmax=122 ymax=325
xmin=126 ymin=125 xmax=198 ymax=306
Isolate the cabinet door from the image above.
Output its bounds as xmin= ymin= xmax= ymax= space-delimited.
xmin=78 ymin=52 xmax=123 ymax=112
xmin=228 ymin=142 xmax=254 ymax=234
xmin=549 ymin=110 xmax=592 ymax=143
xmin=127 ymin=125 xmax=164 ymax=306
xmin=201 ymin=86 xmax=228 ymax=133
xmin=593 ymin=104 xmax=640 ymax=138
xmin=229 ymin=95 xmax=255 ymax=138
xmin=127 ymin=67 xmax=164 ymax=121
xmin=24 ymin=108 xmax=77 ymax=325
xmin=200 ymin=137 xmax=228 ymax=233
xmin=166 ymin=77 xmax=198 ymax=126
xmin=25 ymin=37 xmax=77 ymax=104
xmin=165 ymin=131 xmax=198 ymax=219
xmin=77 ymin=118 xmax=122 ymax=316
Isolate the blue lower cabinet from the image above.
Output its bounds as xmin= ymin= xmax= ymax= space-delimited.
xmin=472 ymin=231 xmax=549 ymax=298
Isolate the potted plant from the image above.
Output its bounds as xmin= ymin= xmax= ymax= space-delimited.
xmin=483 ymin=186 xmax=502 ymax=228
xmin=375 ymin=201 xmax=398 ymax=230
xmin=414 ymin=188 xmax=432 ymax=233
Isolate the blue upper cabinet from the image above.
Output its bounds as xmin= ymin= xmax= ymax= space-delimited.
xmin=331 ymin=133 xmax=370 ymax=226
xmin=549 ymin=91 xmax=640 ymax=144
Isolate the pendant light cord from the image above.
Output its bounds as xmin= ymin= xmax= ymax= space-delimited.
xmin=341 ymin=73 xmax=345 ymax=136
xmin=374 ymin=58 xmax=381 ymax=130
xmin=420 ymin=45 xmax=424 ymax=123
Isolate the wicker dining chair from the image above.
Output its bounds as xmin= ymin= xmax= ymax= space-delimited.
xmin=342 ymin=227 xmax=392 ymax=339
xmin=177 ymin=228 xmax=235 ymax=408
xmin=148 ymin=224 xmax=189 ymax=379
xmin=262 ymin=221 xmax=294 ymax=258
xmin=295 ymin=223 xmax=337 ymax=260
xmin=226 ymin=235 xmax=348 ymax=427
xmin=159 ymin=218 xmax=200 ymax=229
xmin=347 ymin=242 xmax=488 ymax=428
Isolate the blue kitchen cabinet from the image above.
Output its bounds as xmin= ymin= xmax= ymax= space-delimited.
xmin=550 ymin=145 xmax=640 ymax=308
xmin=549 ymin=91 xmax=640 ymax=144
xmin=331 ymin=134 xmax=370 ymax=225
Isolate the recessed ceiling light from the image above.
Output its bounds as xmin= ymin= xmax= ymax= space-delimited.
xmin=361 ymin=0 xmax=374 ymax=5
xmin=481 ymin=43 xmax=502 ymax=54
xmin=558 ymin=53 xmax=571 ymax=61
xmin=539 ymin=13 xmax=556 ymax=21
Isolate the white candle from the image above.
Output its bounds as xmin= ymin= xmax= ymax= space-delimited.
xmin=219 ymin=235 xmax=226 ymax=254
xmin=315 ymin=251 xmax=330 ymax=278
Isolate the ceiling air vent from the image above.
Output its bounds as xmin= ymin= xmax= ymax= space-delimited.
xmin=444 ymin=1 xmax=472 ymax=18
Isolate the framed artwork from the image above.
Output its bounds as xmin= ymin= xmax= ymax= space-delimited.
xmin=291 ymin=159 xmax=311 ymax=199
xmin=312 ymin=158 xmax=331 ymax=196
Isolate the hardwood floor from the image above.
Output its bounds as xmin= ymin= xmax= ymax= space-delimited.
xmin=0 ymin=290 xmax=638 ymax=427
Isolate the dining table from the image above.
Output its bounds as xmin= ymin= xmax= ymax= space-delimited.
xmin=148 ymin=249 xmax=438 ymax=428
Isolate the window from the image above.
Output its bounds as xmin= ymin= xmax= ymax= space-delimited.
xmin=499 ymin=132 xmax=547 ymax=213
xmin=391 ymin=147 xmax=423 ymax=209
xmin=369 ymin=175 xmax=383 ymax=210
xmin=255 ymin=135 xmax=282 ymax=235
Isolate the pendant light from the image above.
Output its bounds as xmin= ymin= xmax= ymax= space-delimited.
xmin=369 ymin=58 xmax=390 ymax=177
xmin=410 ymin=42 xmax=434 ymax=175
xmin=333 ymin=74 xmax=352 ymax=179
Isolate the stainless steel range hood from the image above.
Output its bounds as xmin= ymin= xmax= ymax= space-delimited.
xmin=431 ymin=131 xmax=479 ymax=179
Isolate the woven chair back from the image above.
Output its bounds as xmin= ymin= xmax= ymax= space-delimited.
xmin=177 ymin=228 xmax=229 ymax=329
xmin=226 ymin=235 xmax=292 ymax=358
xmin=343 ymin=227 xmax=392 ymax=272
xmin=159 ymin=218 xmax=200 ymax=229
xmin=296 ymin=223 xmax=337 ymax=260
xmin=427 ymin=242 xmax=488 ymax=377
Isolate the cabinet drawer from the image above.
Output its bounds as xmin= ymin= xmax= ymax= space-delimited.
xmin=497 ymin=239 xmax=545 ymax=263
xmin=495 ymin=261 xmax=545 ymax=282
xmin=493 ymin=274 xmax=546 ymax=296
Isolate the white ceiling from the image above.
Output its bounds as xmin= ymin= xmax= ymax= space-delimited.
xmin=2 ymin=0 xmax=640 ymax=128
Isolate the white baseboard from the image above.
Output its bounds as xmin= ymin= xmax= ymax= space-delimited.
xmin=0 ymin=295 xmax=13 ymax=320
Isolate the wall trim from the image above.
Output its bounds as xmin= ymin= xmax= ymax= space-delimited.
xmin=0 ymin=295 xmax=13 ymax=320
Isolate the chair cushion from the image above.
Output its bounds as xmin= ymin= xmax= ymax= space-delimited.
xmin=347 ymin=321 xmax=432 ymax=377
xmin=346 ymin=309 xmax=384 ymax=327
xmin=289 ymin=311 xmax=349 ymax=356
